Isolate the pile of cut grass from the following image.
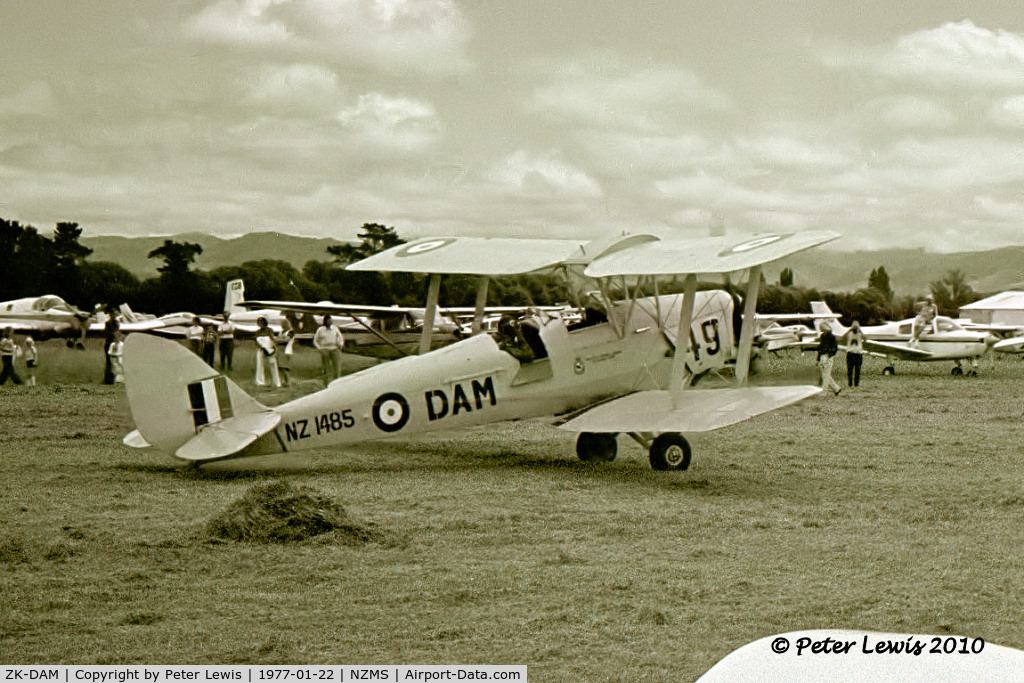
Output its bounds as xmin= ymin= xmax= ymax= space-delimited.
xmin=205 ymin=481 xmax=377 ymax=544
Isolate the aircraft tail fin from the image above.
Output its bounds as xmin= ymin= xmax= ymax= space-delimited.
xmin=119 ymin=303 xmax=142 ymax=323
xmin=123 ymin=333 xmax=278 ymax=461
xmin=809 ymin=301 xmax=847 ymax=336
xmin=224 ymin=279 xmax=246 ymax=316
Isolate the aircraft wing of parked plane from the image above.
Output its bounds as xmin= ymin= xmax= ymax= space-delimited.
xmin=122 ymin=230 xmax=839 ymax=471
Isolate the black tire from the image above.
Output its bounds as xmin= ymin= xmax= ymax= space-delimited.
xmin=649 ymin=433 xmax=692 ymax=471
xmin=576 ymin=432 xmax=617 ymax=463
xmin=882 ymin=366 xmax=895 ymax=376
xmin=951 ymin=366 xmax=964 ymax=376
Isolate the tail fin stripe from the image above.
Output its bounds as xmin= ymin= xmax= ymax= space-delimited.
xmin=187 ymin=382 xmax=209 ymax=429
xmin=214 ymin=376 xmax=233 ymax=420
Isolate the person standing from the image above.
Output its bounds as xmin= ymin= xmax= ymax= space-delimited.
xmin=201 ymin=322 xmax=217 ymax=366
xmin=22 ymin=335 xmax=37 ymax=386
xmin=0 ymin=327 xmax=23 ymax=386
xmin=816 ymin=321 xmax=841 ymax=396
xmin=846 ymin=321 xmax=864 ymax=388
xmin=313 ymin=315 xmax=345 ymax=383
xmin=186 ymin=317 xmax=204 ymax=356
xmin=278 ymin=318 xmax=295 ymax=387
xmin=108 ymin=330 xmax=125 ymax=383
xmin=254 ymin=317 xmax=281 ymax=389
xmin=217 ymin=311 xmax=236 ymax=372
xmin=911 ymin=295 xmax=937 ymax=346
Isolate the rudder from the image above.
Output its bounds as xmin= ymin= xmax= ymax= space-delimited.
xmin=123 ymin=333 xmax=270 ymax=457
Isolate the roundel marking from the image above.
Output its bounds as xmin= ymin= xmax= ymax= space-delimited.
xmin=717 ymin=234 xmax=790 ymax=257
xmin=396 ymin=238 xmax=457 ymax=258
xmin=372 ymin=392 xmax=410 ymax=432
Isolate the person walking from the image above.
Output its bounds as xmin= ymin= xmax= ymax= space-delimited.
xmin=217 ymin=311 xmax=236 ymax=372
xmin=22 ymin=335 xmax=37 ymax=386
xmin=254 ymin=317 xmax=281 ymax=389
xmin=816 ymin=321 xmax=841 ymax=396
xmin=846 ymin=321 xmax=864 ymax=388
xmin=0 ymin=327 xmax=23 ymax=386
xmin=313 ymin=314 xmax=345 ymax=383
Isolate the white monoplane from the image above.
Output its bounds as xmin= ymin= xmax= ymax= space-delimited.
xmin=121 ymin=231 xmax=838 ymax=470
xmin=811 ymin=302 xmax=997 ymax=376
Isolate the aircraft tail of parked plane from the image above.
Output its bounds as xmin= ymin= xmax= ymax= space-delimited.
xmin=224 ymin=279 xmax=246 ymax=316
xmin=809 ymin=301 xmax=846 ymax=335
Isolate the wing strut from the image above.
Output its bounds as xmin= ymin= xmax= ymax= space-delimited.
xmin=419 ymin=274 xmax=442 ymax=355
xmin=471 ymin=277 xmax=490 ymax=335
xmin=669 ymin=274 xmax=697 ymax=390
xmin=734 ymin=265 xmax=762 ymax=383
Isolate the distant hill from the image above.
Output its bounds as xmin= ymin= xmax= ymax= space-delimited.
xmin=82 ymin=232 xmax=1024 ymax=297
xmin=82 ymin=232 xmax=348 ymax=278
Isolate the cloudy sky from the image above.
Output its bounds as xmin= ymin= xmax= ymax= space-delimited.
xmin=1 ymin=1 xmax=1023 ymax=251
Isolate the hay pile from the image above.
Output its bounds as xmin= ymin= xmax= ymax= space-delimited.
xmin=206 ymin=481 xmax=377 ymax=544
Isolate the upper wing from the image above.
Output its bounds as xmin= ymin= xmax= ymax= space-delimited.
xmin=345 ymin=234 xmax=660 ymax=275
xmin=585 ymin=231 xmax=840 ymax=277
xmin=557 ymin=386 xmax=821 ymax=434
xmin=862 ymin=339 xmax=934 ymax=360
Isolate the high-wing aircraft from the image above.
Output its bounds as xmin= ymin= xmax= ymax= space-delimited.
xmin=120 ymin=231 xmax=838 ymax=470
xmin=811 ymin=302 xmax=998 ymax=375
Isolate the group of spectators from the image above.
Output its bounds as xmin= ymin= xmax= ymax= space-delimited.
xmin=0 ymin=327 xmax=37 ymax=386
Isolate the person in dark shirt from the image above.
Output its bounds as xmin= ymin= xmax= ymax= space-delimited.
xmin=816 ymin=322 xmax=841 ymax=396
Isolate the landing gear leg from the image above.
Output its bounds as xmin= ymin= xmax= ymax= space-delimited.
xmin=576 ymin=432 xmax=617 ymax=463
xmin=649 ymin=433 xmax=692 ymax=471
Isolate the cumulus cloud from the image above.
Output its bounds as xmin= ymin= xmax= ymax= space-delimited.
xmin=0 ymin=81 xmax=58 ymax=117
xmin=487 ymin=150 xmax=602 ymax=198
xmin=182 ymin=0 xmax=471 ymax=73
xmin=528 ymin=58 xmax=731 ymax=134
xmin=988 ymin=96 xmax=1024 ymax=128
xmin=243 ymin=63 xmax=343 ymax=116
xmin=827 ymin=20 xmax=1024 ymax=90
xmin=335 ymin=92 xmax=441 ymax=151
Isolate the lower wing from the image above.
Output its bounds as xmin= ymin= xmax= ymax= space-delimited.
xmin=556 ymin=386 xmax=821 ymax=434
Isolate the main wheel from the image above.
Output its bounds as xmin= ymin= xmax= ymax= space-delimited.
xmin=882 ymin=366 xmax=895 ymax=376
xmin=649 ymin=433 xmax=692 ymax=471
xmin=951 ymin=366 xmax=964 ymax=376
xmin=576 ymin=432 xmax=617 ymax=463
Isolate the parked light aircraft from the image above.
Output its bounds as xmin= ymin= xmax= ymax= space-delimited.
xmin=811 ymin=302 xmax=997 ymax=375
xmin=121 ymin=231 xmax=838 ymax=470
xmin=0 ymin=294 xmax=94 ymax=341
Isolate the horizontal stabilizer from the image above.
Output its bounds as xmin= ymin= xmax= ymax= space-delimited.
xmin=122 ymin=429 xmax=150 ymax=449
xmin=863 ymin=339 xmax=934 ymax=360
xmin=175 ymin=412 xmax=282 ymax=462
xmin=557 ymin=386 xmax=821 ymax=434
xmin=994 ymin=336 xmax=1024 ymax=354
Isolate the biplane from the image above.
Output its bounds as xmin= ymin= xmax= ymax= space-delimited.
xmin=121 ymin=231 xmax=838 ymax=470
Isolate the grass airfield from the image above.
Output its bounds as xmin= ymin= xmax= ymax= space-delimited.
xmin=2 ymin=341 xmax=1024 ymax=679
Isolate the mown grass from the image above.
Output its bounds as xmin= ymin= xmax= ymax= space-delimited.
xmin=1 ymin=349 xmax=1023 ymax=680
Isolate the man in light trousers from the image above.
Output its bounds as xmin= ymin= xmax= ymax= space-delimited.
xmin=314 ymin=315 xmax=345 ymax=384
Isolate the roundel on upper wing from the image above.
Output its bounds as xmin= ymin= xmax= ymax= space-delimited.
xmin=372 ymin=392 xmax=410 ymax=432
xmin=396 ymin=238 xmax=457 ymax=258
xmin=717 ymin=234 xmax=791 ymax=257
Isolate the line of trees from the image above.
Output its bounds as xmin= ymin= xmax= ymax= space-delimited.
xmin=0 ymin=216 xmax=983 ymax=322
